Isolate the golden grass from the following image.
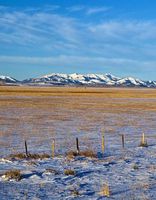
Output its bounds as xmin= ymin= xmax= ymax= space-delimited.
xmin=80 ymin=150 xmax=97 ymax=158
xmin=9 ymin=153 xmax=50 ymax=160
xmin=64 ymin=169 xmax=75 ymax=176
xmin=139 ymin=142 xmax=148 ymax=147
xmin=4 ymin=169 xmax=21 ymax=181
xmin=66 ymin=150 xmax=97 ymax=159
xmin=66 ymin=151 xmax=78 ymax=159
xmin=71 ymin=188 xmax=79 ymax=196
xmin=99 ymin=184 xmax=110 ymax=197
xmin=1 ymin=86 xmax=156 ymax=98
xmin=45 ymin=168 xmax=59 ymax=175
xmin=1 ymin=86 xmax=156 ymax=156
xmin=1 ymin=87 xmax=156 ymax=112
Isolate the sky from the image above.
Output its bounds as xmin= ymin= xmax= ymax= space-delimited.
xmin=0 ymin=0 xmax=156 ymax=80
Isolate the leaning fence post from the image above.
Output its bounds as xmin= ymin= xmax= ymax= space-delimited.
xmin=76 ymin=137 xmax=80 ymax=155
xmin=102 ymin=132 xmax=105 ymax=154
xmin=25 ymin=140 xmax=28 ymax=157
xmin=52 ymin=139 xmax=55 ymax=158
xmin=121 ymin=134 xmax=125 ymax=149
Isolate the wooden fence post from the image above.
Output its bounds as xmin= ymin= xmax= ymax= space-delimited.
xmin=121 ymin=134 xmax=125 ymax=149
xmin=140 ymin=133 xmax=148 ymax=147
xmin=76 ymin=137 xmax=80 ymax=155
xmin=102 ymin=132 xmax=105 ymax=154
xmin=142 ymin=133 xmax=145 ymax=144
xmin=52 ymin=139 xmax=55 ymax=158
xmin=25 ymin=140 xmax=28 ymax=157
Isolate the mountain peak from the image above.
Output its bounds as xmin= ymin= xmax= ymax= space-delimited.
xmin=0 ymin=75 xmax=17 ymax=83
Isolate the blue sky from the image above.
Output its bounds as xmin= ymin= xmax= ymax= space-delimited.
xmin=0 ymin=0 xmax=156 ymax=80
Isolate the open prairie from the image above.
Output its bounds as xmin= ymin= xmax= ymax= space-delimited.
xmin=1 ymin=86 xmax=156 ymax=155
xmin=1 ymin=86 xmax=156 ymax=199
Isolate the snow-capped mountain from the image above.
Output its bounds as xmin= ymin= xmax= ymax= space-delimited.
xmin=23 ymin=73 xmax=156 ymax=88
xmin=0 ymin=75 xmax=18 ymax=84
xmin=23 ymin=73 xmax=119 ymax=86
xmin=116 ymin=77 xmax=146 ymax=87
xmin=1 ymin=73 xmax=156 ymax=87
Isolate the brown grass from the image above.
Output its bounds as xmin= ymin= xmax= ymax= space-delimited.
xmin=80 ymin=150 xmax=97 ymax=158
xmin=64 ymin=169 xmax=75 ymax=176
xmin=1 ymin=86 xmax=156 ymax=156
xmin=66 ymin=151 xmax=78 ymax=159
xmin=9 ymin=153 xmax=50 ymax=160
xmin=139 ymin=140 xmax=148 ymax=147
xmin=45 ymin=168 xmax=59 ymax=175
xmin=99 ymin=184 xmax=111 ymax=197
xmin=1 ymin=86 xmax=156 ymax=98
xmin=5 ymin=169 xmax=21 ymax=181
xmin=1 ymin=87 xmax=156 ymax=112
xmin=71 ymin=188 xmax=79 ymax=196
xmin=66 ymin=150 xmax=97 ymax=159
xmin=1 ymin=87 xmax=156 ymax=116
xmin=133 ymin=164 xmax=139 ymax=170
xmin=139 ymin=142 xmax=148 ymax=147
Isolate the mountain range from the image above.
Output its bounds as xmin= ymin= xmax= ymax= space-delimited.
xmin=1 ymin=73 xmax=156 ymax=88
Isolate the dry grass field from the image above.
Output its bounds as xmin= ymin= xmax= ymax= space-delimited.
xmin=1 ymin=86 xmax=156 ymax=98
xmin=0 ymin=86 xmax=156 ymax=156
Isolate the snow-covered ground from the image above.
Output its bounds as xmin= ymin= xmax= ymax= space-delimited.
xmin=1 ymin=144 xmax=156 ymax=199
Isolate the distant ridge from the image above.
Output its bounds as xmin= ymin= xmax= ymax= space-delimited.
xmin=0 ymin=75 xmax=18 ymax=84
xmin=1 ymin=73 xmax=156 ymax=88
xmin=23 ymin=73 xmax=156 ymax=88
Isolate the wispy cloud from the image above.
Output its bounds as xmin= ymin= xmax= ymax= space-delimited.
xmin=1 ymin=5 xmax=156 ymax=78
xmin=89 ymin=20 xmax=156 ymax=41
xmin=86 ymin=7 xmax=110 ymax=15
xmin=3 ymin=12 xmax=156 ymax=48
xmin=67 ymin=5 xmax=110 ymax=15
xmin=0 ymin=9 xmax=81 ymax=49
xmin=0 ymin=55 xmax=155 ymax=70
xmin=1 ymin=7 xmax=156 ymax=54
xmin=67 ymin=5 xmax=85 ymax=12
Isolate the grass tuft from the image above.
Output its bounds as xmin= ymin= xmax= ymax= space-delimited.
xmin=71 ymin=188 xmax=79 ymax=196
xmin=66 ymin=150 xmax=96 ymax=159
xmin=139 ymin=141 xmax=148 ymax=148
xmin=64 ymin=169 xmax=75 ymax=176
xmin=9 ymin=153 xmax=50 ymax=160
xmin=4 ymin=169 xmax=21 ymax=181
xmin=133 ymin=164 xmax=139 ymax=170
xmin=80 ymin=150 xmax=97 ymax=158
xmin=45 ymin=168 xmax=59 ymax=175
xmin=99 ymin=184 xmax=110 ymax=197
